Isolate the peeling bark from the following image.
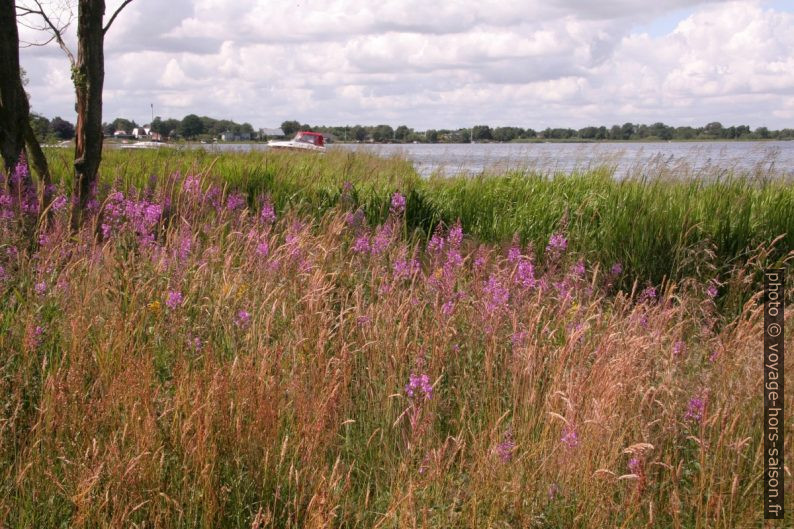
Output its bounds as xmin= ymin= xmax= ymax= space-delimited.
xmin=70 ymin=0 xmax=106 ymax=231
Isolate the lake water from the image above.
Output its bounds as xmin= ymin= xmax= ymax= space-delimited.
xmin=191 ymin=141 xmax=794 ymax=178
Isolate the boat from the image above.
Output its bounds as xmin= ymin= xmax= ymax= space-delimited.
xmin=118 ymin=141 xmax=172 ymax=150
xmin=268 ymin=131 xmax=326 ymax=153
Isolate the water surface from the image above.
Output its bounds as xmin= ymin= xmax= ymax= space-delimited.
xmin=191 ymin=141 xmax=794 ymax=178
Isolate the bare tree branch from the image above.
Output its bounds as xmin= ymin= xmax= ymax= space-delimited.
xmin=19 ymin=34 xmax=58 ymax=48
xmin=103 ymin=0 xmax=134 ymax=35
xmin=17 ymin=0 xmax=76 ymax=65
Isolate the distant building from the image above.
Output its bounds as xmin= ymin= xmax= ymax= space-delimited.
xmin=132 ymin=127 xmax=149 ymax=139
xmin=261 ymin=128 xmax=285 ymax=138
xmin=220 ymin=131 xmax=252 ymax=141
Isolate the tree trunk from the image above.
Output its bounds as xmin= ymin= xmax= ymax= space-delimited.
xmin=70 ymin=0 xmax=105 ymax=231
xmin=25 ymin=121 xmax=52 ymax=216
xmin=0 ymin=0 xmax=27 ymax=178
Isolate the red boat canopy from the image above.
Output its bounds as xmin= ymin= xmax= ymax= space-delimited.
xmin=295 ymin=131 xmax=325 ymax=147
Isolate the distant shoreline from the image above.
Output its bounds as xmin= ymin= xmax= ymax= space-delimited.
xmin=42 ymin=138 xmax=792 ymax=149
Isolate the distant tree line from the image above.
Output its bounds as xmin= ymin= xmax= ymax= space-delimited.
xmin=28 ymin=113 xmax=76 ymax=142
xmin=29 ymin=114 xmax=794 ymax=144
xmin=304 ymin=121 xmax=794 ymax=143
xmin=111 ymin=114 xmax=256 ymax=140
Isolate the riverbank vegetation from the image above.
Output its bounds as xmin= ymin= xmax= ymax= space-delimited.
xmin=42 ymin=147 xmax=794 ymax=295
xmin=1 ymin=150 xmax=792 ymax=527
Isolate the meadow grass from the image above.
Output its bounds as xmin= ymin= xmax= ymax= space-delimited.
xmin=0 ymin=152 xmax=792 ymax=527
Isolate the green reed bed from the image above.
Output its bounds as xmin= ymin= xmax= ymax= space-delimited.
xmin=419 ymin=168 xmax=794 ymax=290
xmin=43 ymin=147 xmax=794 ymax=291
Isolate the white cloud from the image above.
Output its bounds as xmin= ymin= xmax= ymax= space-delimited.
xmin=17 ymin=0 xmax=794 ymax=129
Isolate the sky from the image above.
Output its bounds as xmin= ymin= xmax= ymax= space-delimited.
xmin=16 ymin=0 xmax=794 ymax=131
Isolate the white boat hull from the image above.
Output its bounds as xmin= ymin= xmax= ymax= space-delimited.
xmin=267 ymin=140 xmax=325 ymax=153
xmin=118 ymin=141 xmax=172 ymax=150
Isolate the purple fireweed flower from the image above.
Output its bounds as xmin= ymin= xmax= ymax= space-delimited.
xmin=226 ymin=193 xmax=246 ymax=211
xmin=448 ymin=222 xmax=463 ymax=249
xmin=51 ymin=195 xmax=68 ymax=212
xmin=356 ymin=315 xmax=371 ymax=327
xmin=11 ymin=157 xmax=30 ymax=187
xmin=22 ymin=197 xmax=39 ymax=215
xmin=441 ymin=299 xmax=455 ymax=317
xmin=628 ymin=457 xmax=642 ymax=474
xmin=86 ymin=198 xmax=100 ymax=214
xmin=473 ymin=247 xmax=488 ymax=271
xmin=673 ymin=340 xmax=686 ymax=357
xmin=260 ymin=198 xmax=276 ymax=224
xmin=496 ymin=431 xmax=516 ymax=463
xmin=0 ymin=195 xmax=12 ymax=220
xmin=516 ymin=260 xmax=536 ymax=288
xmin=27 ymin=324 xmax=45 ymax=349
xmin=390 ymin=191 xmax=406 ymax=214
xmin=511 ymin=330 xmax=529 ymax=348
xmin=640 ymin=286 xmax=658 ymax=302
xmin=371 ymin=223 xmax=392 ymax=255
xmin=38 ymin=232 xmax=53 ymax=247
xmin=445 ymin=248 xmax=463 ymax=270
xmin=34 ymin=281 xmax=47 ymax=295
xmin=345 ymin=209 xmax=365 ymax=230
xmin=183 ymin=175 xmax=201 ymax=195
xmin=188 ymin=336 xmax=203 ymax=352
xmin=166 ymin=290 xmax=183 ymax=310
xmin=554 ymin=280 xmax=572 ymax=301
xmin=206 ymin=186 xmax=222 ymax=210
xmin=56 ymin=278 xmax=69 ymax=292
xmin=235 ymin=309 xmax=251 ymax=328
xmin=352 ymin=235 xmax=370 ymax=254
xmin=177 ymin=235 xmax=192 ymax=261
xmin=143 ymin=203 xmax=163 ymax=227
xmin=405 ymin=373 xmax=433 ymax=400
xmin=571 ymin=260 xmax=585 ymax=278
xmin=427 ymin=229 xmax=445 ymax=254
xmin=484 ymin=275 xmax=509 ymax=313
xmin=256 ymin=241 xmax=269 ymax=257
xmin=546 ymin=233 xmax=568 ymax=254
xmin=393 ymin=258 xmax=408 ymax=279
xmin=685 ymin=395 xmax=706 ymax=423
xmin=393 ymin=258 xmax=419 ymax=280
xmin=561 ymin=425 xmax=579 ymax=448
xmin=706 ymin=282 xmax=718 ymax=299
xmin=507 ymin=236 xmax=521 ymax=263
xmin=611 ymin=262 xmax=623 ymax=276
